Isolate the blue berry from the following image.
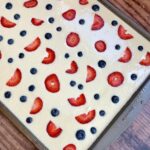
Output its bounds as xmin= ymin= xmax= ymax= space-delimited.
xmin=79 ymin=19 xmax=85 ymax=25
xmin=20 ymin=95 xmax=27 ymax=102
xmin=4 ymin=91 xmax=11 ymax=99
xmin=8 ymin=58 xmax=13 ymax=63
xmin=115 ymin=44 xmax=121 ymax=50
xmin=90 ymin=127 xmax=97 ymax=134
xmin=8 ymin=39 xmax=14 ymax=45
xmin=98 ymin=60 xmax=106 ymax=68
xmin=111 ymin=95 xmax=119 ymax=104
xmin=131 ymin=74 xmax=137 ymax=80
xmin=0 ymin=35 xmax=3 ymax=42
xmin=48 ymin=17 xmax=55 ymax=23
xmin=20 ymin=30 xmax=27 ymax=37
xmin=138 ymin=46 xmax=143 ymax=51
xmin=30 ymin=68 xmax=37 ymax=75
xmin=26 ymin=117 xmax=33 ymax=123
xmin=94 ymin=94 xmax=100 ymax=100
xmin=92 ymin=4 xmax=100 ymax=11
xmin=5 ymin=2 xmax=13 ymax=9
xmin=14 ymin=14 xmax=20 ymax=20
xmin=76 ymin=130 xmax=85 ymax=140
xmin=28 ymin=85 xmax=35 ymax=92
xmin=112 ymin=20 xmax=118 ymax=26
xmin=51 ymin=108 xmax=60 ymax=117
xmin=99 ymin=110 xmax=106 ymax=116
xmin=70 ymin=80 xmax=76 ymax=87
xmin=18 ymin=53 xmax=25 ymax=59
xmin=78 ymin=84 xmax=83 ymax=90
xmin=64 ymin=53 xmax=69 ymax=59
xmin=56 ymin=27 xmax=62 ymax=32
xmin=46 ymin=4 xmax=52 ymax=10
xmin=45 ymin=33 xmax=52 ymax=39
xmin=77 ymin=51 xmax=83 ymax=57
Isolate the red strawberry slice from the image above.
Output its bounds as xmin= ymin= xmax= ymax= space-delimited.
xmin=91 ymin=14 xmax=104 ymax=30
xmin=45 ymin=74 xmax=60 ymax=93
xmin=63 ymin=144 xmax=76 ymax=150
xmin=0 ymin=51 xmax=2 ymax=59
xmin=118 ymin=47 xmax=132 ymax=63
xmin=68 ymin=94 xmax=86 ymax=106
xmin=24 ymin=37 xmax=41 ymax=52
xmin=31 ymin=18 xmax=44 ymax=26
xmin=6 ymin=68 xmax=22 ymax=87
xmin=140 ymin=52 xmax=150 ymax=66
xmin=1 ymin=16 xmax=16 ymax=28
xmin=86 ymin=65 xmax=96 ymax=82
xmin=46 ymin=121 xmax=62 ymax=138
xmin=75 ymin=110 xmax=96 ymax=124
xmin=107 ymin=72 xmax=124 ymax=87
xmin=79 ymin=0 xmax=89 ymax=5
xmin=42 ymin=48 xmax=55 ymax=64
xmin=95 ymin=40 xmax=106 ymax=52
xmin=23 ymin=0 xmax=38 ymax=8
xmin=62 ymin=9 xmax=76 ymax=21
xmin=118 ymin=25 xmax=133 ymax=40
xmin=66 ymin=32 xmax=80 ymax=47
xmin=66 ymin=61 xmax=78 ymax=74
xmin=30 ymin=97 xmax=43 ymax=114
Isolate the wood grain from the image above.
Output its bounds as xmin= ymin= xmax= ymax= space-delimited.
xmin=0 ymin=0 xmax=150 ymax=150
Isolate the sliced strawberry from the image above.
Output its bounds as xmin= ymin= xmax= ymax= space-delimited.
xmin=95 ymin=40 xmax=106 ymax=52
xmin=30 ymin=97 xmax=43 ymax=114
xmin=62 ymin=9 xmax=76 ymax=21
xmin=107 ymin=72 xmax=124 ymax=87
xmin=140 ymin=52 xmax=150 ymax=66
xmin=24 ymin=37 xmax=41 ymax=52
xmin=42 ymin=48 xmax=55 ymax=64
xmin=31 ymin=18 xmax=44 ymax=26
xmin=68 ymin=94 xmax=86 ymax=106
xmin=118 ymin=25 xmax=133 ymax=40
xmin=75 ymin=110 xmax=96 ymax=124
xmin=118 ymin=47 xmax=132 ymax=63
xmin=1 ymin=16 xmax=16 ymax=28
xmin=45 ymin=74 xmax=60 ymax=93
xmin=91 ymin=14 xmax=104 ymax=30
xmin=63 ymin=144 xmax=76 ymax=150
xmin=86 ymin=65 xmax=96 ymax=82
xmin=66 ymin=61 xmax=78 ymax=74
xmin=79 ymin=0 xmax=89 ymax=5
xmin=23 ymin=0 xmax=38 ymax=8
xmin=6 ymin=68 xmax=22 ymax=87
xmin=46 ymin=121 xmax=62 ymax=138
xmin=0 ymin=51 xmax=2 ymax=59
xmin=66 ymin=32 xmax=80 ymax=47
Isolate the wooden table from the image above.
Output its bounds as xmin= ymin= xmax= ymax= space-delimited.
xmin=0 ymin=0 xmax=150 ymax=150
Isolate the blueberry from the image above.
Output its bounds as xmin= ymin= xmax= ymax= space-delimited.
xmin=0 ymin=35 xmax=3 ymax=42
xmin=78 ymin=84 xmax=83 ymax=90
xmin=46 ymin=4 xmax=52 ymax=10
xmin=28 ymin=85 xmax=35 ymax=92
xmin=18 ymin=53 xmax=25 ymax=59
xmin=26 ymin=117 xmax=33 ymax=123
xmin=92 ymin=4 xmax=100 ymax=11
xmin=56 ymin=27 xmax=62 ymax=32
xmin=76 ymin=130 xmax=85 ymax=140
xmin=94 ymin=94 xmax=100 ymax=100
xmin=79 ymin=19 xmax=85 ymax=25
xmin=30 ymin=68 xmax=37 ymax=75
xmin=14 ymin=14 xmax=20 ymax=20
xmin=64 ymin=53 xmax=69 ymax=59
xmin=131 ymin=74 xmax=137 ymax=80
xmin=51 ymin=108 xmax=60 ymax=117
xmin=98 ymin=60 xmax=106 ymax=68
xmin=111 ymin=95 xmax=119 ymax=104
xmin=4 ymin=91 xmax=11 ymax=99
xmin=77 ymin=51 xmax=83 ymax=57
xmin=138 ymin=46 xmax=143 ymax=51
xmin=8 ymin=58 xmax=13 ymax=63
xmin=99 ymin=110 xmax=105 ymax=116
xmin=5 ymin=2 xmax=13 ymax=9
xmin=90 ymin=127 xmax=97 ymax=134
xmin=111 ymin=20 xmax=118 ymax=26
xmin=20 ymin=30 xmax=27 ymax=37
xmin=20 ymin=95 xmax=27 ymax=102
xmin=115 ymin=44 xmax=121 ymax=50
xmin=70 ymin=80 xmax=76 ymax=87
xmin=8 ymin=39 xmax=14 ymax=45
xmin=48 ymin=17 xmax=55 ymax=23
xmin=45 ymin=33 xmax=52 ymax=39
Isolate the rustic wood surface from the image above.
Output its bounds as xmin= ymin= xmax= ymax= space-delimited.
xmin=0 ymin=0 xmax=150 ymax=150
